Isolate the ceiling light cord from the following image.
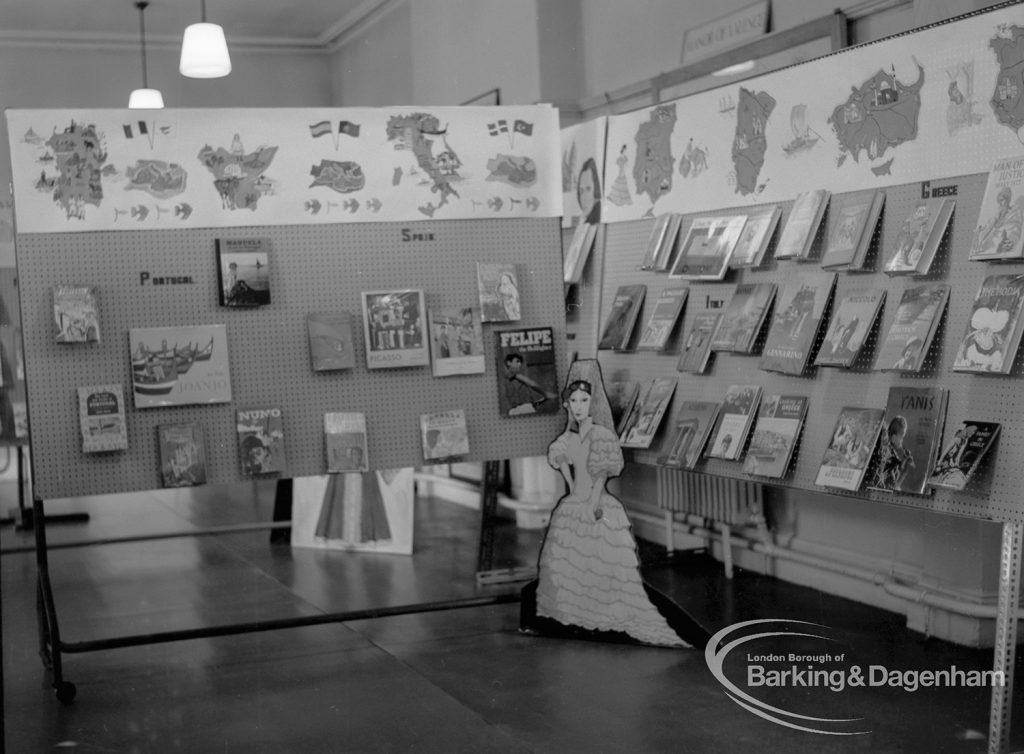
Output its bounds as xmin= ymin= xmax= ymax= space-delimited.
xmin=136 ymin=1 xmax=149 ymax=89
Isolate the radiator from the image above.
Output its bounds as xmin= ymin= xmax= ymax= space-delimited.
xmin=656 ymin=467 xmax=764 ymax=526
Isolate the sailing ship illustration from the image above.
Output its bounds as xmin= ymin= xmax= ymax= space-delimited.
xmin=132 ymin=337 xmax=214 ymax=395
xmin=782 ymin=105 xmax=821 ymax=156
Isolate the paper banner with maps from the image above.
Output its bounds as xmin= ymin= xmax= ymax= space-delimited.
xmin=601 ymin=3 xmax=1024 ymax=223
xmin=5 ymin=105 xmax=561 ymax=234
xmin=560 ymin=117 xmax=608 ymax=228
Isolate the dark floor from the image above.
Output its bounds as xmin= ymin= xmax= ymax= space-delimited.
xmin=1 ymin=476 xmax=1021 ymax=753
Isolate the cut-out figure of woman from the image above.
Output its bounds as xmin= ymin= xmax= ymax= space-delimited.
xmin=521 ymin=359 xmax=707 ymax=648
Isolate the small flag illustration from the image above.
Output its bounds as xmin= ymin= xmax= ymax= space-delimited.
xmin=124 ymin=121 xmax=154 ymax=147
xmin=309 ymin=120 xmax=333 ymax=138
xmin=338 ymin=120 xmax=361 ymax=138
xmin=513 ymin=119 xmax=533 ymax=136
xmin=488 ymin=120 xmax=509 ymax=137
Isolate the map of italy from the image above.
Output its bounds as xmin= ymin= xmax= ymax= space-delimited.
xmin=989 ymin=24 xmax=1024 ymax=137
xmin=828 ymin=61 xmax=924 ymax=169
xmin=198 ymin=134 xmax=278 ymax=211
xmin=732 ymin=87 xmax=776 ymax=195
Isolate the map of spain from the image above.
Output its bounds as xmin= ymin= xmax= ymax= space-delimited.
xmin=989 ymin=24 xmax=1024 ymax=137
xmin=829 ymin=61 xmax=924 ymax=169
xmin=732 ymin=88 xmax=776 ymax=195
xmin=632 ymin=103 xmax=676 ymax=209
xmin=198 ymin=134 xmax=278 ymax=211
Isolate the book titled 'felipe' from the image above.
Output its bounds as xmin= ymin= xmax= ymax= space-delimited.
xmin=78 ymin=384 xmax=127 ymax=453
xmin=495 ymin=327 xmax=559 ymax=417
xmin=951 ymin=273 xmax=1024 ymax=375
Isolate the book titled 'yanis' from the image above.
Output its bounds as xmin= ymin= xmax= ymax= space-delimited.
xmin=865 ymin=386 xmax=948 ymax=496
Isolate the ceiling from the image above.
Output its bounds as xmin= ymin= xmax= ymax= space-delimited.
xmin=0 ymin=0 xmax=392 ymax=50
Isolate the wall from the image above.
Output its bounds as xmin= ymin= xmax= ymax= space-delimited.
xmin=328 ymin=3 xmax=414 ymax=106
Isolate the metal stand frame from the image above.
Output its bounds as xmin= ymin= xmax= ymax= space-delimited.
xmin=989 ymin=521 xmax=1022 ymax=754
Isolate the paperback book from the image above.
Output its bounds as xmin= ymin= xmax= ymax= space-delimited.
xmin=216 ymin=237 xmax=271 ymax=307
xmin=711 ymin=283 xmax=777 ymax=354
xmin=636 ymin=287 xmax=688 ymax=351
xmin=730 ymin=205 xmax=781 ymax=268
xmin=669 ymin=215 xmax=747 ymax=280
xmin=865 ymin=386 xmax=948 ymax=495
xmin=564 ymin=221 xmax=599 ymax=284
xmin=157 ymin=422 xmax=207 ymax=488
xmin=606 ymin=380 xmax=641 ymax=437
xmin=361 ymin=289 xmax=428 ymax=369
xmin=598 ymin=284 xmax=646 ymax=350
xmin=129 ymin=324 xmax=232 ymax=409
xmin=815 ymin=407 xmax=886 ymax=491
xmin=882 ymin=197 xmax=955 ymax=275
xmin=53 ymin=285 xmax=100 ymax=343
xmin=758 ymin=272 xmax=836 ymax=375
xmin=420 ymin=409 xmax=470 ymax=461
xmin=657 ymin=400 xmax=721 ymax=469
xmin=706 ymin=385 xmax=763 ymax=461
xmin=236 ymin=407 xmax=286 ymax=476
xmin=428 ymin=307 xmax=485 ymax=376
xmin=77 ymin=384 xmax=127 ymax=453
xmin=640 ymin=213 xmax=683 ymax=271
xmin=928 ymin=420 xmax=1001 ymax=490
xmin=324 ymin=412 xmax=369 ymax=473
xmin=873 ymin=284 xmax=950 ymax=372
xmin=951 ymin=273 xmax=1024 ymax=374
xmin=620 ymin=377 xmax=677 ymax=449
xmin=968 ymin=155 xmax=1024 ymax=261
xmin=815 ymin=287 xmax=886 ymax=368
xmin=306 ymin=312 xmax=356 ymax=371
xmin=742 ymin=395 xmax=809 ymax=478
xmin=677 ymin=312 xmax=722 ymax=373
xmin=477 ymin=263 xmax=522 ymax=322
xmin=775 ymin=189 xmax=830 ymax=260
xmin=495 ymin=327 xmax=559 ymax=416
xmin=820 ymin=190 xmax=885 ymax=271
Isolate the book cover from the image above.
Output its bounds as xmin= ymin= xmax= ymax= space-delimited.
xmin=668 ymin=215 xmax=747 ymax=280
xmin=775 ymin=189 xmax=830 ymax=260
xmin=495 ymin=327 xmax=559 ymax=416
xmin=742 ymin=395 xmax=809 ymax=478
xmin=873 ymin=284 xmax=950 ymax=372
xmin=129 ymin=324 xmax=232 ymax=408
xmin=477 ymin=263 xmax=522 ymax=322
xmin=865 ymin=387 xmax=948 ymax=495
xmin=730 ymin=205 xmax=781 ymax=268
xmin=928 ymin=420 xmax=1001 ymax=490
xmin=951 ymin=273 xmax=1024 ymax=374
xmin=820 ymin=190 xmax=884 ymax=270
xmin=710 ymin=283 xmax=777 ymax=353
xmin=216 ymin=237 xmax=271 ymax=307
xmin=639 ymin=213 xmax=674 ymax=271
xmin=707 ymin=385 xmax=763 ymax=461
xmin=969 ymin=155 xmax=1024 ymax=261
xmin=420 ymin=409 xmax=470 ymax=461
xmin=157 ymin=422 xmax=207 ymax=488
xmin=564 ymin=221 xmax=598 ymax=284
xmin=236 ymin=407 xmax=286 ymax=476
xmin=361 ymin=289 xmax=428 ymax=369
xmin=882 ymin=197 xmax=955 ymax=275
xmin=324 ymin=412 xmax=369 ymax=473
xmin=428 ymin=306 xmax=485 ymax=377
xmin=677 ymin=312 xmax=722 ymax=373
xmin=306 ymin=312 xmax=356 ymax=371
xmin=815 ymin=407 xmax=886 ymax=491
xmin=78 ymin=384 xmax=127 ymax=453
xmin=606 ymin=380 xmax=641 ymax=437
xmin=657 ymin=400 xmax=720 ymax=469
xmin=621 ymin=377 xmax=677 ymax=449
xmin=636 ymin=287 xmax=688 ymax=351
xmin=53 ymin=285 xmax=100 ymax=343
xmin=815 ymin=287 xmax=886 ymax=368
xmin=598 ymin=284 xmax=646 ymax=350
xmin=758 ymin=272 xmax=836 ymax=375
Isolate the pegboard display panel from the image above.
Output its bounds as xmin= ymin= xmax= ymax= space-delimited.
xmin=17 ymin=218 xmax=567 ymax=498
xmin=598 ymin=173 xmax=1024 ymax=523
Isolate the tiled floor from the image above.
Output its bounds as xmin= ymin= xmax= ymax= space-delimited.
xmin=2 ymin=476 xmax=1021 ymax=753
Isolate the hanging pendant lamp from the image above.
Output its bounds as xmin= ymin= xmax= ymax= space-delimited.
xmin=128 ymin=1 xmax=164 ymax=109
xmin=179 ymin=0 xmax=232 ymax=78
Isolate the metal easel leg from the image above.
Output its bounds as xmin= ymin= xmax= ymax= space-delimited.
xmin=988 ymin=520 xmax=1021 ymax=754
xmin=32 ymin=497 xmax=76 ymax=703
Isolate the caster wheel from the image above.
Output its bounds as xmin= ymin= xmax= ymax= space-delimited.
xmin=55 ymin=681 xmax=77 ymax=704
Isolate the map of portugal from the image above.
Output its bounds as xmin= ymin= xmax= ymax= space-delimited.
xmin=632 ymin=103 xmax=676 ymax=208
xmin=198 ymin=135 xmax=278 ymax=211
xmin=829 ymin=61 xmax=924 ymax=169
xmin=732 ymin=88 xmax=776 ymax=195
xmin=989 ymin=24 xmax=1024 ymax=138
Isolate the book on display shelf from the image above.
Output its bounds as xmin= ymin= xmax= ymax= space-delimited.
xmin=968 ymin=155 xmax=1024 ymax=262
xmin=677 ymin=312 xmax=722 ymax=373
xmin=157 ymin=422 xmax=207 ymax=488
xmin=814 ymin=287 xmax=886 ymax=368
xmin=872 ymin=284 xmax=950 ymax=373
xmin=563 ymin=221 xmax=599 ymax=284
xmin=129 ymin=324 xmax=232 ymax=409
xmin=420 ymin=409 xmax=470 ymax=462
xmin=927 ymin=420 xmax=1001 ymax=491
xmin=775 ymin=189 xmax=830 ymax=261
xmin=951 ymin=273 xmax=1024 ymax=375
xmin=53 ymin=285 xmax=100 ymax=343
xmin=668 ymin=215 xmax=747 ymax=280
xmin=598 ymin=284 xmax=646 ymax=351
xmin=607 ymin=380 xmax=641 ymax=437
xmin=361 ymin=289 xmax=428 ymax=369
xmin=237 ymin=407 xmax=287 ymax=476
xmin=741 ymin=395 xmax=808 ymax=479
xmin=820 ymin=190 xmax=885 ymax=271
xmin=710 ymin=283 xmax=777 ymax=354
xmin=640 ymin=212 xmax=683 ymax=272
xmin=324 ymin=412 xmax=369 ymax=473
xmin=428 ymin=306 xmax=485 ymax=377
xmin=657 ymin=400 xmax=721 ymax=469
xmin=306 ymin=312 xmax=356 ymax=371
xmin=636 ymin=287 xmax=688 ymax=351
xmin=216 ymin=237 xmax=271 ymax=307
xmin=620 ymin=377 xmax=677 ymax=449
xmin=815 ymin=407 xmax=886 ymax=492
xmin=758 ymin=272 xmax=836 ymax=375
xmin=882 ymin=197 xmax=955 ymax=275
xmin=77 ymin=384 xmax=127 ymax=453
xmin=477 ymin=263 xmax=522 ymax=322
xmin=730 ymin=205 xmax=781 ymax=268
xmin=706 ymin=384 xmax=763 ymax=461
xmin=865 ymin=387 xmax=948 ymax=495
xmin=495 ymin=327 xmax=559 ymax=417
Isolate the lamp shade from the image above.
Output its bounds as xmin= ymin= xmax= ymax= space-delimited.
xmin=179 ymin=21 xmax=232 ymax=78
xmin=128 ymin=88 xmax=165 ymax=109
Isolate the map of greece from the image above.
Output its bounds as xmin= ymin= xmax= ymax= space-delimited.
xmin=989 ymin=24 xmax=1024 ymax=137
xmin=732 ymin=88 xmax=776 ymax=195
